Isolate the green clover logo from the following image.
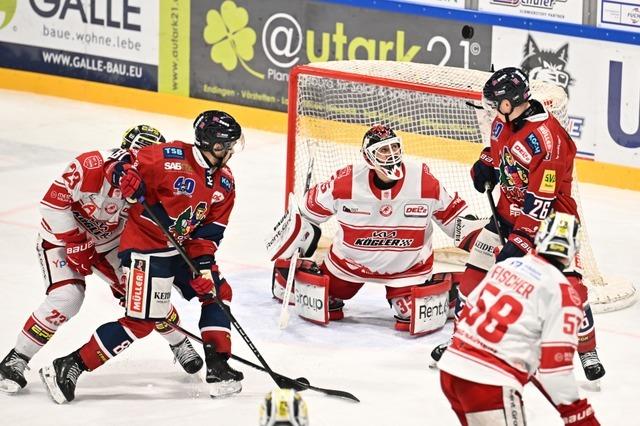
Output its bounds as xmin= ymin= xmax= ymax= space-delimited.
xmin=203 ymin=0 xmax=264 ymax=79
xmin=0 ymin=0 xmax=17 ymax=30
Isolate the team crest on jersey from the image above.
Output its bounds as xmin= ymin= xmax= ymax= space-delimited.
xmin=491 ymin=122 xmax=504 ymax=140
xmin=83 ymin=155 xmax=103 ymax=169
xmin=379 ymin=204 xmax=393 ymax=217
xmin=169 ymin=201 xmax=208 ymax=243
xmin=499 ymin=147 xmax=528 ymax=193
xmin=404 ymin=204 xmax=429 ymax=217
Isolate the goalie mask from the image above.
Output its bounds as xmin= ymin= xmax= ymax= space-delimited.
xmin=482 ymin=67 xmax=530 ymax=120
xmin=121 ymin=125 xmax=165 ymax=151
xmin=362 ymin=124 xmax=403 ymax=180
xmin=259 ymin=388 xmax=309 ymax=426
xmin=534 ymin=212 xmax=580 ymax=267
xmin=193 ymin=110 xmax=244 ymax=166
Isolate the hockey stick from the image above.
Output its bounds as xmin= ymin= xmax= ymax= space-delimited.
xmin=278 ymin=154 xmax=314 ymax=329
xmin=138 ymin=198 xmax=359 ymax=401
xmin=162 ymin=321 xmax=359 ymax=402
xmin=93 ymin=263 xmax=357 ymax=401
xmin=485 ymin=182 xmax=506 ymax=245
xmin=278 ymin=248 xmax=299 ymax=329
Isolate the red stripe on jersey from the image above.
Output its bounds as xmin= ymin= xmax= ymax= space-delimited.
xmin=450 ymin=337 xmax=530 ymax=385
xmin=539 ymin=345 xmax=575 ymax=372
xmin=420 ymin=164 xmax=441 ymax=199
xmin=434 ymin=194 xmax=467 ymax=225
xmin=332 ymin=165 xmax=353 ymax=200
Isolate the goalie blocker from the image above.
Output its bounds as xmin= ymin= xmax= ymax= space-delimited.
xmin=273 ymin=259 xmax=460 ymax=335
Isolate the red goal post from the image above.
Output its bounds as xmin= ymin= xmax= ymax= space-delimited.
xmin=286 ymin=60 xmax=636 ymax=313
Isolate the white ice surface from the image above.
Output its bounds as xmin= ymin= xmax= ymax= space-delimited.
xmin=0 ymin=90 xmax=638 ymax=425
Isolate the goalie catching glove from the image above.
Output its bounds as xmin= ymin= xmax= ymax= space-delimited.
xmin=265 ymin=193 xmax=321 ymax=261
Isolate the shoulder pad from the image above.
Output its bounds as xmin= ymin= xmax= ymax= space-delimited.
xmin=76 ymin=151 xmax=106 ymax=192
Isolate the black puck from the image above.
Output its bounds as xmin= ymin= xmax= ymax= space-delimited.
xmin=296 ymin=377 xmax=310 ymax=385
xmin=462 ymin=25 xmax=474 ymax=39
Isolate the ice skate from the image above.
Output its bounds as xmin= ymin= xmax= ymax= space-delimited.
xmin=170 ymin=338 xmax=204 ymax=374
xmin=204 ymin=343 xmax=243 ymax=398
xmin=39 ymin=351 xmax=86 ymax=404
xmin=0 ymin=349 xmax=30 ymax=394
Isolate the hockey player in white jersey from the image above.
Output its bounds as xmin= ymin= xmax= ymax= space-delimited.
xmin=269 ymin=124 xmax=485 ymax=334
xmin=0 ymin=126 xmax=202 ymax=394
xmin=438 ymin=212 xmax=599 ymax=425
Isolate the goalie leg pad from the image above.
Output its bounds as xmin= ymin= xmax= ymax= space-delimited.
xmin=294 ymin=267 xmax=330 ymax=325
xmin=388 ymin=274 xmax=453 ymax=336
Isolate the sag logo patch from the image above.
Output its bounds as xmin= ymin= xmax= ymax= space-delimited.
xmin=539 ymin=169 xmax=556 ymax=193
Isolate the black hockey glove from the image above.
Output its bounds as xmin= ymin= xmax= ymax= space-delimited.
xmin=471 ymin=147 xmax=497 ymax=193
xmin=495 ymin=232 xmax=534 ymax=263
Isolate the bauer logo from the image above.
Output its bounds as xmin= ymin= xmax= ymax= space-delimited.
xmin=0 ymin=0 xmax=17 ymax=30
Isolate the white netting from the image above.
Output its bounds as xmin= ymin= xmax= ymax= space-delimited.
xmin=288 ymin=60 xmax=636 ymax=313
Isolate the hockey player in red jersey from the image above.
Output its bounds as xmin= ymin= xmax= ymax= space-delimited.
xmin=0 ymin=126 xmax=202 ymax=394
xmin=39 ymin=111 xmax=245 ymax=404
xmin=268 ymin=124 xmax=485 ymax=334
xmin=438 ymin=212 xmax=600 ymax=426
xmin=432 ymin=67 xmax=604 ymax=381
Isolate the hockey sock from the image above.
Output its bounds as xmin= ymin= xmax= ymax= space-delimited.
xmin=15 ymin=285 xmax=85 ymax=359
xmin=153 ymin=305 xmax=185 ymax=346
xmin=78 ymin=318 xmax=154 ymax=371
xmin=200 ymin=300 xmax=232 ymax=355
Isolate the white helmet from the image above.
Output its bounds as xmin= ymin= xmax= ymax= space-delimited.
xmin=534 ymin=212 xmax=580 ymax=266
xmin=259 ymin=388 xmax=309 ymax=426
xmin=361 ymin=124 xmax=403 ymax=180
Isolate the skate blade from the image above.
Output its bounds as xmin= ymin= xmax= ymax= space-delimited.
xmin=39 ymin=366 xmax=68 ymax=404
xmin=208 ymin=380 xmax=242 ymax=398
xmin=0 ymin=378 xmax=22 ymax=394
xmin=428 ymin=359 xmax=439 ymax=370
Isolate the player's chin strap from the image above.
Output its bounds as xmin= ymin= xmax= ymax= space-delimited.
xmin=136 ymin=196 xmax=359 ymax=403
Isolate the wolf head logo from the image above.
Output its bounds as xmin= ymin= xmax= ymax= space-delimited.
xmin=520 ymin=35 xmax=573 ymax=96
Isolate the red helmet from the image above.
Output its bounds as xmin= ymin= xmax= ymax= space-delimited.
xmin=361 ymin=124 xmax=403 ymax=180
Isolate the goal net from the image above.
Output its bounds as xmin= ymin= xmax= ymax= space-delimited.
xmin=286 ymin=60 xmax=636 ymax=313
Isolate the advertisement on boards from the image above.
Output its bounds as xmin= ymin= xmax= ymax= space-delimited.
xmin=0 ymin=0 xmax=158 ymax=90
xmin=477 ymin=0 xmax=584 ymax=24
xmin=598 ymin=0 xmax=640 ymax=32
xmin=491 ymin=27 xmax=640 ymax=168
xmin=188 ymin=0 xmax=492 ymax=112
xmin=388 ymin=0 xmax=465 ymax=7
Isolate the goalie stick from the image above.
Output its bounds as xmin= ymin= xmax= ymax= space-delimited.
xmin=137 ymin=198 xmax=359 ymax=401
xmin=278 ymin=153 xmax=314 ymax=329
